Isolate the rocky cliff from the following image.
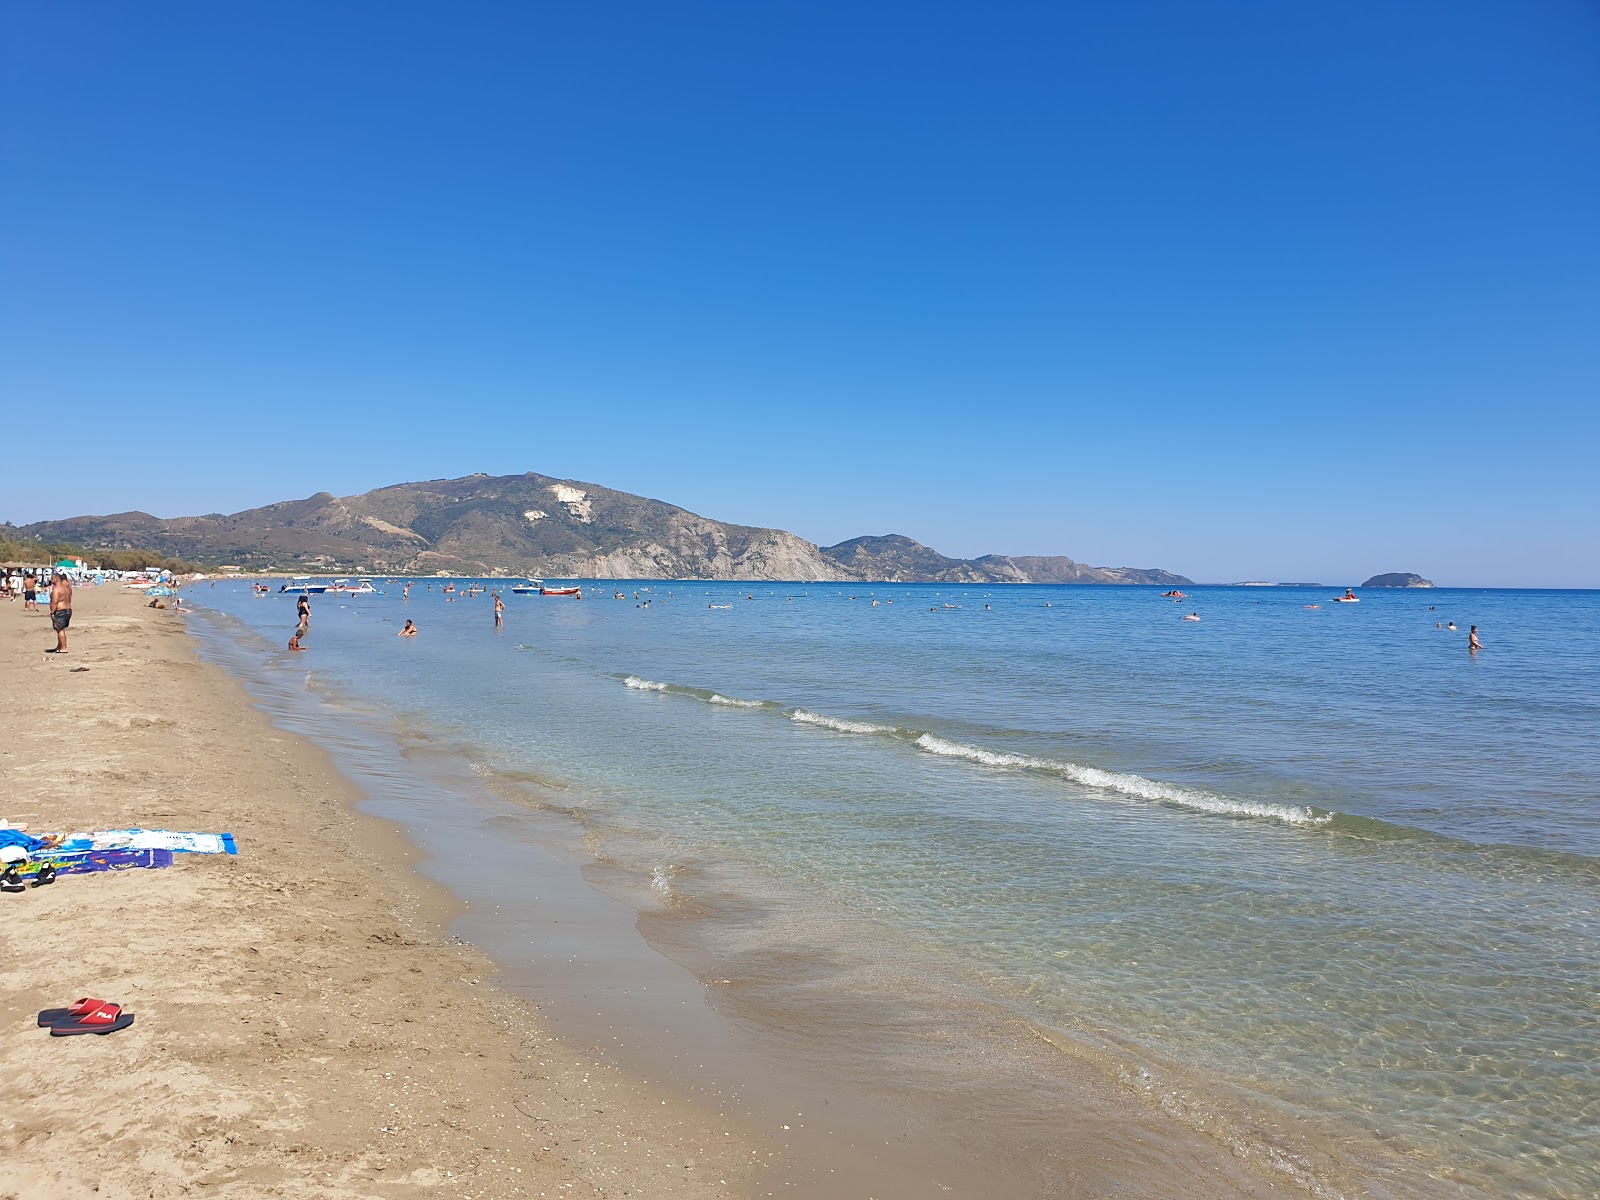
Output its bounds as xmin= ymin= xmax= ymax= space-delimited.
xmin=13 ymin=472 xmax=1191 ymax=584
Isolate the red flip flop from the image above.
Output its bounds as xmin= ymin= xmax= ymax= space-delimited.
xmin=36 ymin=997 xmax=110 ymax=1027
xmin=48 ymin=1001 xmax=135 ymax=1036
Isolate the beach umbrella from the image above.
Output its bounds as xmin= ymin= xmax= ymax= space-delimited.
xmin=56 ymin=559 xmax=76 ymax=568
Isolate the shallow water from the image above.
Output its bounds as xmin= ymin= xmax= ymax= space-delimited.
xmin=191 ymin=580 xmax=1600 ymax=1198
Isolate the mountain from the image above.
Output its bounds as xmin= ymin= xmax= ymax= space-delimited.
xmin=1361 ymin=572 xmax=1435 ymax=588
xmin=9 ymin=472 xmax=1191 ymax=585
xmin=819 ymin=535 xmax=1190 ymax=586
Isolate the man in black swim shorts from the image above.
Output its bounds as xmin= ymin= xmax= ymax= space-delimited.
xmin=22 ymin=570 xmax=39 ymax=612
xmin=47 ymin=571 xmax=73 ymax=654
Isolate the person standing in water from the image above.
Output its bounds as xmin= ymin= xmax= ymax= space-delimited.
xmin=1469 ymin=625 xmax=1481 ymax=653
xmin=494 ymin=593 xmax=505 ymax=627
xmin=289 ymin=592 xmax=310 ymax=650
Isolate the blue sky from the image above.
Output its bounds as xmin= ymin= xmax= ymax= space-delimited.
xmin=2 ymin=1 xmax=1596 ymax=586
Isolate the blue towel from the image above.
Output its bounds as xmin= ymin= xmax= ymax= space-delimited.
xmin=0 ymin=828 xmax=44 ymax=852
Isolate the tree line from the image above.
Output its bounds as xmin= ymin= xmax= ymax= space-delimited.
xmin=0 ymin=530 xmax=204 ymax=574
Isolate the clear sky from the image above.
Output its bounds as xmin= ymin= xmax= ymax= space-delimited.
xmin=2 ymin=2 xmax=1596 ymax=586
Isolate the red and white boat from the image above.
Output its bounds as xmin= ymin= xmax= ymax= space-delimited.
xmin=539 ymin=586 xmax=582 ymax=597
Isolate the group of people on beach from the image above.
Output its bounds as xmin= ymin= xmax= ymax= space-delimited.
xmin=8 ymin=569 xmax=75 ymax=654
xmin=3 ymin=569 xmax=42 ymax=612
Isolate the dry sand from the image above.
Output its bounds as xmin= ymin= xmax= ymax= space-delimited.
xmin=0 ymin=587 xmax=763 ymax=1199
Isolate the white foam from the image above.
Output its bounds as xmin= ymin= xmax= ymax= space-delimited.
xmin=623 ymin=676 xmax=670 ymax=692
xmin=789 ymin=709 xmax=901 ymax=735
xmin=709 ymin=693 xmax=765 ymax=708
xmin=912 ymin=734 xmax=1331 ymax=826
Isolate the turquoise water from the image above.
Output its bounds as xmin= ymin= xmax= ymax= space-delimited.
xmin=196 ymin=580 xmax=1599 ymax=1197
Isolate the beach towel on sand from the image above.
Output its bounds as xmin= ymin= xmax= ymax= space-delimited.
xmin=35 ymin=848 xmax=175 ymax=874
xmin=53 ymin=829 xmax=238 ymax=855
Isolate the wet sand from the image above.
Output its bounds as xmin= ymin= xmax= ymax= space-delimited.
xmin=0 ymin=587 xmax=760 ymax=1198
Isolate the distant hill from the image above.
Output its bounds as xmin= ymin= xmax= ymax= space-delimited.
xmin=9 ymin=472 xmax=1191 ymax=585
xmin=1361 ymin=572 xmax=1435 ymax=588
xmin=820 ymin=535 xmax=1189 ymax=586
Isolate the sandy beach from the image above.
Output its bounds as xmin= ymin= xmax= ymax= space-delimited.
xmin=0 ymin=586 xmax=760 ymax=1199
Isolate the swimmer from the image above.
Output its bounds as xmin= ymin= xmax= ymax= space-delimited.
xmin=398 ymin=620 xmax=418 ymax=637
xmin=1183 ymin=612 xmax=1200 ymax=621
xmin=1469 ymin=625 xmax=1481 ymax=652
xmin=1447 ymin=621 xmax=1457 ymax=631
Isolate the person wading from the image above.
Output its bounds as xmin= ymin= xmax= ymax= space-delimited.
xmin=289 ymin=592 xmax=311 ymax=651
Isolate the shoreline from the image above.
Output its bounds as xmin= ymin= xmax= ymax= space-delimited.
xmin=179 ymin=591 xmax=1342 ymax=1198
xmin=0 ymin=587 xmax=762 ymax=1198
xmin=4 ymin=584 xmax=1374 ymax=1199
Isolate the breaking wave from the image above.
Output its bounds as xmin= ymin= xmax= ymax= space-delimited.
xmin=788 ymin=709 xmax=905 ymax=736
xmin=621 ymin=676 xmax=1334 ymax=828
xmin=620 ymin=675 xmax=772 ymax=710
xmin=913 ymin=734 xmax=1332 ymax=826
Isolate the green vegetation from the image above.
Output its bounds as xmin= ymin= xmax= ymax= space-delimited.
xmin=0 ymin=528 xmax=204 ymax=574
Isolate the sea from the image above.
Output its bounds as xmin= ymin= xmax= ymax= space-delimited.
xmin=188 ymin=580 xmax=1599 ymax=1199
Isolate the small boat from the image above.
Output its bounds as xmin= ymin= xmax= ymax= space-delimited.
xmin=540 ymin=586 xmax=581 ymax=597
xmin=509 ymin=579 xmax=545 ymax=594
xmin=279 ymin=578 xmax=330 ymax=594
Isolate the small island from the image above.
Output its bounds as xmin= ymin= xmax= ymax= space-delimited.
xmin=1362 ymin=572 xmax=1435 ymax=588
